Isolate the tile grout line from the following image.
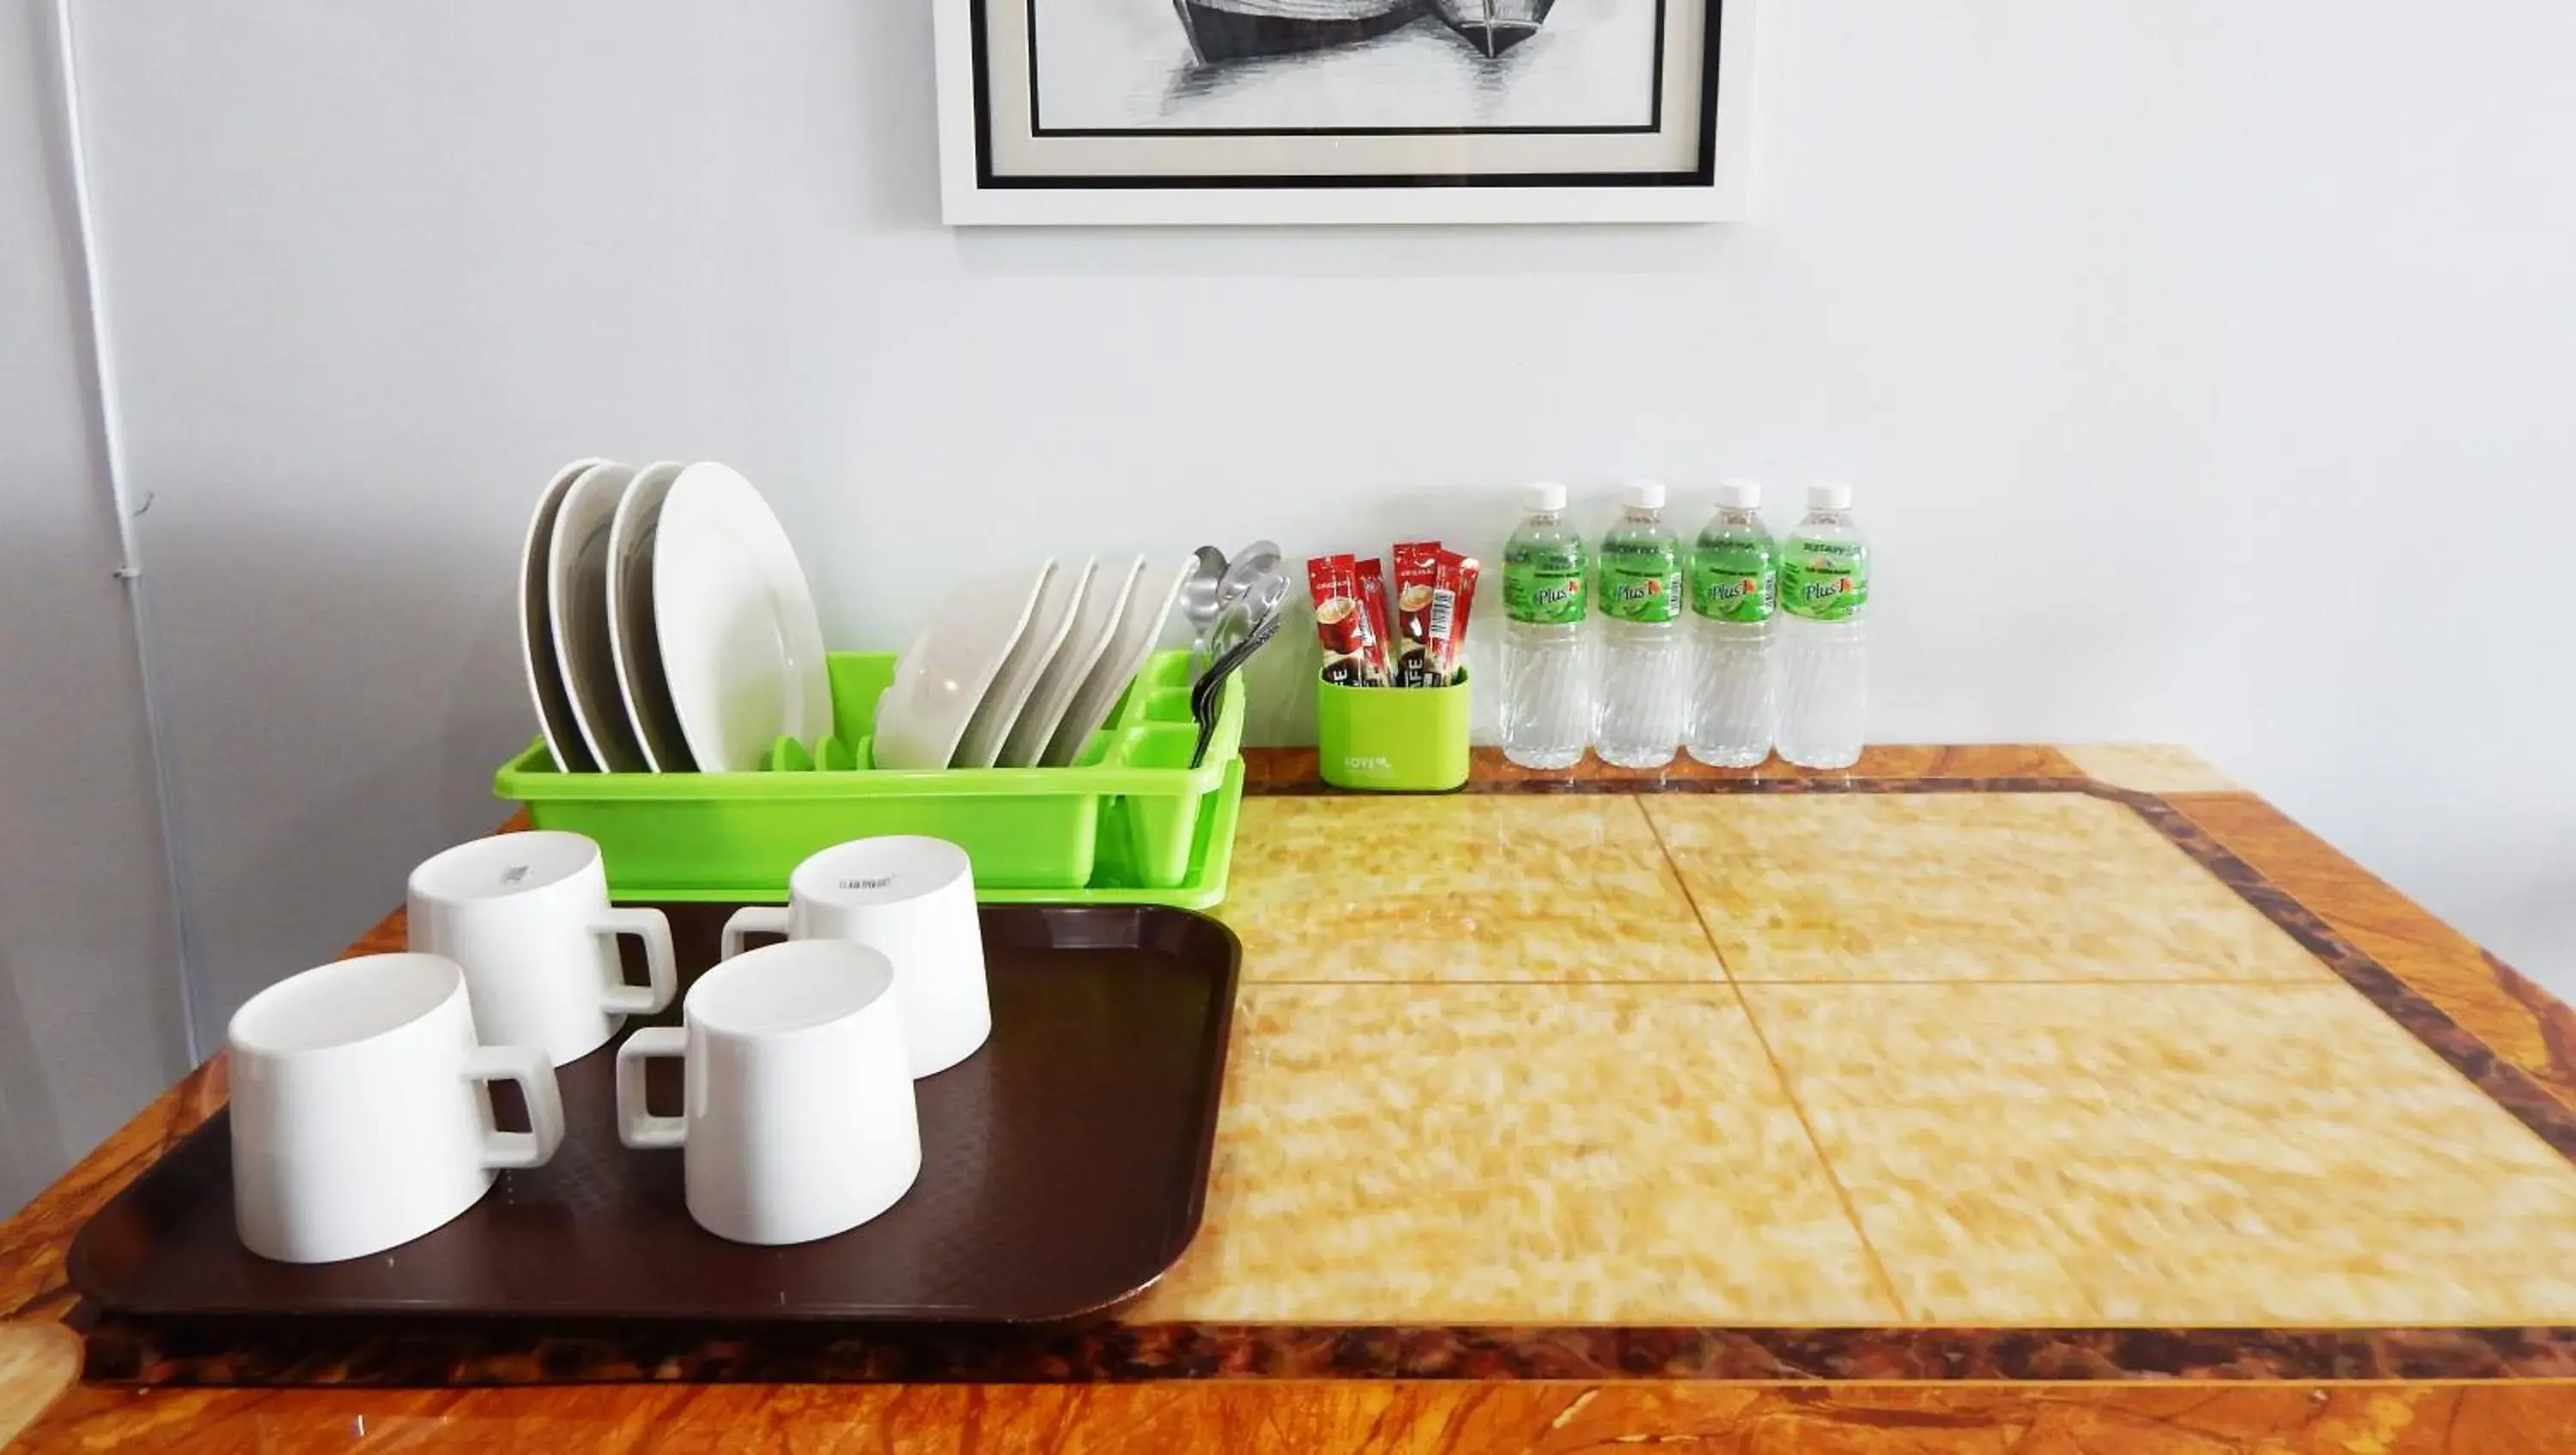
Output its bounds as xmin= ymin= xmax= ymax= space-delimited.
xmin=1236 ymin=977 xmax=2340 ymax=988
xmin=1630 ymin=794 xmax=1917 ymax=1323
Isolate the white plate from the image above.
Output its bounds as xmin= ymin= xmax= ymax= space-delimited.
xmin=999 ymin=555 xmax=1137 ymax=768
xmin=604 ymin=461 xmax=694 ymax=771
xmin=549 ymin=462 xmax=648 ymax=773
xmin=872 ymin=565 xmax=1049 ymax=771
xmin=518 ymin=458 xmax=608 ymax=771
xmin=651 ymin=462 xmax=833 ymax=773
xmin=956 ymin=557 xmax=1088 ymax=769
xmin=1042 ymin=555 xmax=1190 ymax=768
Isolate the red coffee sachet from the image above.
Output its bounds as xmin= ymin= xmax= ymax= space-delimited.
xmin=1391 ymin=540 xmax=1443 ymax=687
xmin=1426 ymin=549 xmax=1479 ymax=685
xmin=1305 ymin=553 xmax=1376 ymax=686
xmin=1352 ymin=557 xmax=1394 ymax=685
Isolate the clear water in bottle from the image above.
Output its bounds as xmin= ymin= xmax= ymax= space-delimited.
xmin=1774 ymin=482 xmax=1869 ymax=770
xmin=1594 ymin=479 xmax=1686 ymax=769
xmin=1685 ymin=479 xmax=1777 ymax=767
xmin=1499 ymin=482 xmax=1592 ymax=770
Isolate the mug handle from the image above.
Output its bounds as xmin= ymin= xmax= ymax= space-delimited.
xmin=616 ymin=1026 xmax=689 ymax=1149
xmin=594 ymin=907 xmax=677 ymax=1015
xmin=463 ymin=1045 xmax=564 ymax=1170
xmin=720 ymin=905 xmax=790 ymax=961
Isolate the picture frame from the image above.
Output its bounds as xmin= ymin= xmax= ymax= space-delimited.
xmin=934 ymin=0 xmax=1757 ymax=225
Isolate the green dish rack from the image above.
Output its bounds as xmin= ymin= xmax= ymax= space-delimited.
xmin=494 ymin=649 xmax=1245 ymax=908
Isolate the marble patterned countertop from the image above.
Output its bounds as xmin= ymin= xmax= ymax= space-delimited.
xmin=7 ymin=744 xmax=2576 ymax=1452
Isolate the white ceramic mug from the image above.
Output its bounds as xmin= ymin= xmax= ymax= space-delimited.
xmin=720 ymin=836 xmax=991 ymax=1077
xmin=408 ymin=830 xmax=677 ymax=1066
xmin=229 ymin=953 xmax=565 ymax=1264
xmin=616 ymin=939 xmax=921 ymax=1246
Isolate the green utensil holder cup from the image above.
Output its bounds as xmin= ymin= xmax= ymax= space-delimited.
xmin=1316 ymin=673 xmax=1471 ymax=793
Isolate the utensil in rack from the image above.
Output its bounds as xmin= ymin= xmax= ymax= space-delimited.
xmin=1190 ymin=607 xmax=1280 ymax=769
xmin=1204 ymin=597 xmax=1250 ymax=673
xmin=1181 ymin=545 xmax=1228 ymax=673
xmin=1199 ymin=566 xmax=1284 ymax=682
xmin=1229 ymin=569 xmax=1288 ymax=650
xmin=1216 ymin=541 xmax=1280 ymax=610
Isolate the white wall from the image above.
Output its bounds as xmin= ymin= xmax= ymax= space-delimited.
xmin=52 ymin=0 xmax=2576 ymax=1045
xmin=0 ymin=0 xmax=187 ymax=1215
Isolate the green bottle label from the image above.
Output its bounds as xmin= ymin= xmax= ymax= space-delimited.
xmin=1599 ymin=540 xmax=1681 ymax=624
xmin=1503 ymin=542 xmax=1587 ymax=624
xmin=1781 ymin=537 xmax=1869 ymax=621
xmin=1690 ymin=539 xmax=1777 ymax=624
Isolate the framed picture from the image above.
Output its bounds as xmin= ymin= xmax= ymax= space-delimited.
xmin=934 ymin=0 xmax=1756 ymax=225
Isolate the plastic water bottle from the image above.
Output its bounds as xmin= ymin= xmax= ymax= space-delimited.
xmin=1594 ymin=479 xmax=1686 ymax=769
xmin=1499 ymin=482 xmax=1592 ymax=770
xmin=1685 ymin=478 xmax=1777 ymax=767
xmin=1775 ymin=481 xmax=1869 ymax=770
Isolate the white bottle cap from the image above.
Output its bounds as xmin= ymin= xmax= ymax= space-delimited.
xmin=1622 ymin=479 xmax=1667 ymax=510
xmin=1524 ymin=482 xmax=1568 ymax=513
xmin=1716 ymin=478 xmax=1761 ymax=510
xmin=1807 ymin=480 xmax=1854 ymax=510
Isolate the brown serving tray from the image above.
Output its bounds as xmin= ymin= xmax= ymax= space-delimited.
xmin=70 ymin=904 xmax=1237 ymax=1326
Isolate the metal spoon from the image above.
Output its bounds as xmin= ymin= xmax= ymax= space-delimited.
xmin=1204 ymin=597 xmax=1249 ymax=669
xmin=1181 ymin=545 xmax=1228 ymax=672
xmin=1228 ymin=569 xmax=1288 ymax=649
xmin=1190 ymin=608 xmax=1282 ymax=769
xmin=1216 ymin=540 xmax=1281 ymax=610
xmin=1200 ymin=572 xmax=1285 ymax=696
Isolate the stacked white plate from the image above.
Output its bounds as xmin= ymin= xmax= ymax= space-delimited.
xmin=874 ymin=554 xmax=1191 ymax=770
xmin=517 ymin=460 xmax=833 ymax=774
xmin=518 ymin=459 xmax=1189 ymax=775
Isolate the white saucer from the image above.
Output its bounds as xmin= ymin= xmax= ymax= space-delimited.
xmin=518 ymin=458 xmax=608 ymax=771
xmin=651 ymin=463 xmax=833 ymax=773
xmin=549 ymin=462 xmax=649 ymax=773
xmin=954 ymin=557 xmax=1087 ymax=770
xmin=999 ymin=555 xmax=1135 ymax=769
xmin=605 ymin=461 xmax=694 ymax=771
xmin=872 ymin=565 xmax=1049 ymax=771
xmin=1042 ymin=555 xmax=1189 ymax=767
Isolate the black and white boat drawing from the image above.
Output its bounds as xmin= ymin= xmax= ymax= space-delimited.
xmin=1428 ymin=0 xmax=1558 ymax=57
xmin=1038 ymin=0 xmax=1640 ymax=137
xmin=1172 ymin=0 xmax=1433 ymax=65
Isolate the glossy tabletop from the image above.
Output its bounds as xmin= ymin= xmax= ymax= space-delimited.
xmin=7 ymin=745 xmax=2576 ymax=1452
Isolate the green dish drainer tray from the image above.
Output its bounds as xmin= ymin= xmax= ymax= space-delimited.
xmin=494 ymin=650 xmax=1244 ymax=908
